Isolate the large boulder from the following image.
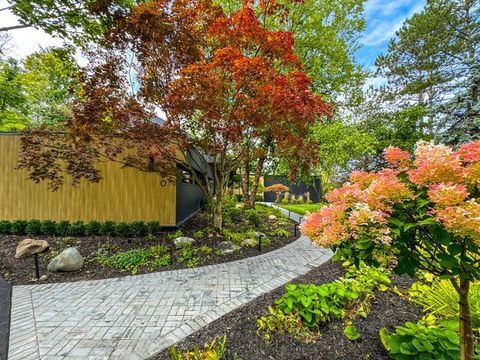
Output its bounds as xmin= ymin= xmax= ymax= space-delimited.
xmin=47 ymin=247 xmax=84 ymax=272
xmin=217 ymin=241 xmax=241 ymax=254
xmin=15 ymin=239 xmax=49 ymax=259
xmin=174 ymin=237 xmax=195 ymax=248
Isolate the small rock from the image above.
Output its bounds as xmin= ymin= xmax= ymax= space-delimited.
xmin=268 ymin=214 xmax=277 ymax=220
xmin=39 ymin=275 xmax=48 ymax=281
xmin=208 ymin=234 xmax=214 ymax=238
xmin=174 ymin=237 xmax=195 ymax=247
xmin=217 ymin=241 xmax=241 ymax=254
xmin=15 ymin=239 xmax=49 ymax=259
xmin=241 ymin=238 xmax=257 ymax=247
xmin=47 ymin=247 xmax=84 ymax=272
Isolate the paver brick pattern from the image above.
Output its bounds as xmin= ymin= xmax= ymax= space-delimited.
xmin=8 ymin=236 xmax=331 ymax=359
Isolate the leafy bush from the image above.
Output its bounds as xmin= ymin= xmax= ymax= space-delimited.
xmin=40 ymin=220 xmax=57 ymax=236
xmin=0 ymin=221 xmax=11 ymax=234
xmin=223 ymin=228 xmax=257 ymax=244
xmin=168 ymin=229 xmax=183 ymax=241
xmin=130 ymin=221 xmax=147 ymax=237
xmin=258 ymin=263 xmax=391 ymax=342
xmin=99 ymin=221 xmax=116 ymax=236
xmin=68 ymin=221 xmax=85 ymax=236
xmin=97 ymin=245 xmax=170 ymax=275
xmin=271 ymin=228 xmax=290 ymax=238
xmin=85 ymin=221 xmax=101 ymax=236
xmin=146 ymin=221 xmax=162 ymax=235
xmin=245 ymin=208 xmax=261 ymax=226
xmin=177 ymin=245 xmax=213 ymax=268
xmin=55 ymin=221 xmax=70 ymax=236
xmin=24 ymin=220 xmax=42 ymax=235
xmin=380 ymin=320 xmax=480 ymax=360
xmin=10 ymin=220 xmax=27 ymax=235
xmin=169 ymin=336 xmax=227 ymax=360
xmin=409 ymin=278 xmax=480 ymax=334
xmin=114 ymin=222 xmax=130 ymax=237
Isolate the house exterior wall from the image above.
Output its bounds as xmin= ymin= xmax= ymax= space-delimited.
xmin=0 ymin=134 xmax=177 ymax=225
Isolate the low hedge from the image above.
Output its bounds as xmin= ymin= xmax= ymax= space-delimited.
xmin=0 ymin=219 xmax=164 ymax=237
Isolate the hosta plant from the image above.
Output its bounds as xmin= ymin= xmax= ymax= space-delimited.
xmin=301 ymin=140 xmax=480 ymax=360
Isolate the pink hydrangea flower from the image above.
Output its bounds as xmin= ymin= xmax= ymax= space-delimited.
xmin=408 ymin=141 xmax=464 ymax=186
xmin=428 ymin=183 xmax=469 ymax=207
xmin=300 ymin=204 xmax=347 ymax=247
xmin=384 ymin=146 xmax=410 ymax=169
xmin=434 ymin=200 xmax=480 ymax=244
xmin=456 ymin=141 xmax=480 ymax=163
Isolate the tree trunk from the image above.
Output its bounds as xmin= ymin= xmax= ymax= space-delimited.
xmin=246 ymin=155 xmax=265 ymax=209
xmin=456 ymin=240 xmax=475 ymax=360
xmin=212 ymin=196 xmax=223 ymax=231
xmin=458 ymin=276 xmax=474 ymax=360
xmin=240 ymin=158 xmax=250 ymax=205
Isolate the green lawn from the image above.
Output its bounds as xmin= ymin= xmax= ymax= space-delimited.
xmin=279 ymin=203 xmax=323 ymax=215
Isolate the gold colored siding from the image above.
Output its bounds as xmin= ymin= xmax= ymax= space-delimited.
xmin=0 ymin=135 xmax=176 ymax=225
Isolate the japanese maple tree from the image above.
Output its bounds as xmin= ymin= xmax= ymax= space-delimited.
xmin=301 ymin=141 xmax=480 ymax=360
xmin=18 ymin=0 xmax=329 ymax=230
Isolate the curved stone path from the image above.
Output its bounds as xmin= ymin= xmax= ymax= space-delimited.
xmin=8 ymin=236 xmax=331 ymax=360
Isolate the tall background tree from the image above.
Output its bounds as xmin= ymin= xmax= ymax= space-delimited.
xmin=0 ymin=46 xmax=79 ymax=131
xmin=375 ymin=0 xmax=479 ymax=145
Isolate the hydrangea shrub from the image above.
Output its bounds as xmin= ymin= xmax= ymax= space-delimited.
xmin=301 ymin=140 xmax=480 ymax=360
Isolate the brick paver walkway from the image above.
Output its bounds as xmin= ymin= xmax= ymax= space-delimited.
xmin=8 ymin=236 xmax=331 ymax=360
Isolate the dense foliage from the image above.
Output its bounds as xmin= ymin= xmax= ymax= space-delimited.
xmin=301 ymin=140 xmax=480 ymax=359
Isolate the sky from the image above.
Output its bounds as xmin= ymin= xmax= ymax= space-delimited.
xmin=1 ymin=0 xmax=425 ymax=77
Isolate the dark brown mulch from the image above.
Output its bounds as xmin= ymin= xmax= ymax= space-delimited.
xmin=0 ymin=211 xmax=296 ymax=286
xmin=152 ymin=261 xmax=422 ymax=360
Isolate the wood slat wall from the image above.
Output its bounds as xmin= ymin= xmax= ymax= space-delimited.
xmin=0 ymin=135 xmax=177 ymax=225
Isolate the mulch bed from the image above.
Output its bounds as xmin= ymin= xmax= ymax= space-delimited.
xmin=0 ymin=211 xmax=296 ymax=286
xmin=152 ymin=261 xmax=422 ymax=360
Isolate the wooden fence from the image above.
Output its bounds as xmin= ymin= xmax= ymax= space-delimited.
xmin=0 ymin=134 xmax=177 ymax=225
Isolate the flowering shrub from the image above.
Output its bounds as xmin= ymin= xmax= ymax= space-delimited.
xmin=301 ymin=140 xmax=480 ymax=360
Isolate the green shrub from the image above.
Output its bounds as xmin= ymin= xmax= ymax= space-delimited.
xmin=130 ymin=221 xmax=147 ymax=237
xmin=10 ymin=220 xmax=27 ymax=235
xmin=271 ymin=228 xmax=290 ymax=238
xmin=245 ymin=209 xmax=261 ymax=226
xmin=146 ymin=221 xmax=161 ymax=235
xmin=68 ymin=221 xmax=85 ymax=236
xmin=97 ymin=245 xmax=170 ymax=274
xmin=0 ymin=221 xmax=11 ymax=234
xmin=99 ymin=221 xmax=116 ymax=236
xmin=177 ymin=245 xmax=213 ymax=268
xmin=85 ymin=221 xmax=101 ymax=236
xmin=168 ymin=229 xmax=183 ymax=241
xmin=114 ymin=222 xmax=130 ymax=237
xmin=55 ymin=221 xmax=70 ymax=236
xmin=258 ymin=263 xmax=391 ymax=342
xmin=40 ymin=220 xmax=57 ymax=236
xmin=379 ymin=320 xmax=480 ymax=360
xmin=169 ymin=336 xmax=227 ymax=360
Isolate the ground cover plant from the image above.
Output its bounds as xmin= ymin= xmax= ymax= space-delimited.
xmin=0 ymin=203 xmax=296 ymax=285
xmin=301 ymin=141 xmax=480 ymax=360
xmin=257 ymin=262 xmax=392 ymax=343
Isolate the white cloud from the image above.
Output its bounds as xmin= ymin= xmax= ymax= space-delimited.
xmin=361 ymin=0 xmax=426 ymax=46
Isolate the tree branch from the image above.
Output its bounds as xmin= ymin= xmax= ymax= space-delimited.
xmin=0 ymin=23 xmax=32 ymax=32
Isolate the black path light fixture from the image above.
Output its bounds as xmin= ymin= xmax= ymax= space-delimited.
xmin=33 ymin=246 xmax=49 ymax=279
xmin=258 ymin=233 xmax=265 ymax=252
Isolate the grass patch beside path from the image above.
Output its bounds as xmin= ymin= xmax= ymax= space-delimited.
xmin=279 ymin=203 xmax=323 ymax=215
